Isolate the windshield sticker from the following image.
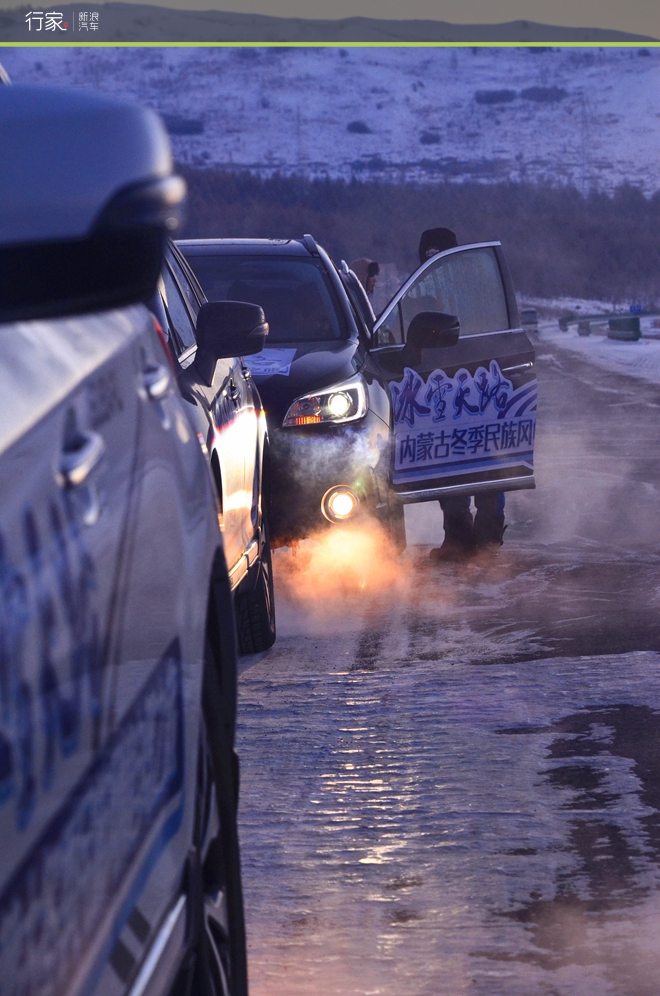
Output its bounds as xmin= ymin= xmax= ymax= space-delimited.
xmin=391 ymin=361 xmax=537 ymax=484
xmin=243 ymin=348 xmax=297 ymax=378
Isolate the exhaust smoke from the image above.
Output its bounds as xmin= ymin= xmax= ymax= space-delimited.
xmin=273 ymin=517 xmax=413 ymax=636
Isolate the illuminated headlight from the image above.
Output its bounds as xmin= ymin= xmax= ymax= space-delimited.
xmin=327 ymin=392 xmax=352 ymax=417
xmin=283 ymin=375 xmax=368 ymax=427
xmin=322 ymin=485 xmax=360 ymax=522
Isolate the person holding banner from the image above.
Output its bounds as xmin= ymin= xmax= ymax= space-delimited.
xmin=417 ymin=227 xmax=507 ymax=561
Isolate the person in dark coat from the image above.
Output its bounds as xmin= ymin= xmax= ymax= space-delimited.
xmin=417 ymin=228 xmax=506 ymax=560
xmin=351 ymin=258 xmax=380 ymax=297
xmin=418 ymin=227 xmax=458 ymax=262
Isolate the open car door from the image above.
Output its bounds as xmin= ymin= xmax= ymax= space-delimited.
xmin=370 ymin=242 xmax=536 ymax=502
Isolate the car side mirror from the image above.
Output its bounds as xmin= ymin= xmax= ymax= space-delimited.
xmin=407 ymin=311 xmax=460 ymax=349
xmin=194 ymin=300 xmax=268 ymax=385
xmin=399 ymin=311 xmax=460 ymax=367
xmin=0 ymin=85 xmax=184 ymax=324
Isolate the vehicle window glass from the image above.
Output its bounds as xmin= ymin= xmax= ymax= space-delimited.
xmin=344 ymin=286 xmax=369 ymax=338
xmin=161 ymin=264 xmax=196 ymax=350
xmin=342 ymin=275 xmax=376 ymax=336
xmin=399 ymin=246 xmax=509 ymax=338
xmin=186 ymin=255 xmax=345 ymax=342
xmin=167 ymin=250 xmax=200 ymax=318
xmin=375 ymin=302 xmax=403 ymax=346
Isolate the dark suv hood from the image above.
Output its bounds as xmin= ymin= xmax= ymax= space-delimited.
xmin=250 ymin=338 xmax=359 ymax=423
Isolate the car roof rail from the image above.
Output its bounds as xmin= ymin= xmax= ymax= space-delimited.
xmin=301 ymin=233 xmax=319 ymax=256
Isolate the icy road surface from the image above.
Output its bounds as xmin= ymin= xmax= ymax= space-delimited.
xmin=237 ymin=344 xmax=660 ymax=996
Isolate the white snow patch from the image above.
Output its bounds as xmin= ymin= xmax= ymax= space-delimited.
xmin=2 ymin=46 xmax=660 ymax=192
xmin=403 ymin=500 xmax=445 ymax=547
xmin=539 ymin=317 xmax=660 ymax=386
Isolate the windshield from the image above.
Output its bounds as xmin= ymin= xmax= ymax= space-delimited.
xmin=185 ymin=254 xmax=345 ymax=342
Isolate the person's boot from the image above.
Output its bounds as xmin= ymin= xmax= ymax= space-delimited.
xmin=429 ymin=511 xmax=475 ymax=562
xmin=473 ymin=510 xmax=506 ymax=554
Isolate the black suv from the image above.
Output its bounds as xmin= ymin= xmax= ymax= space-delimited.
xmin=179 ymin=236 xmax=536 ymax=548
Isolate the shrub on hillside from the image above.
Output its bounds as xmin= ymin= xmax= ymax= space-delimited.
xmin=475 ymin=89 xmax=516 ymax=104
xmin=178 ymin=168 xmax=660 ymax=305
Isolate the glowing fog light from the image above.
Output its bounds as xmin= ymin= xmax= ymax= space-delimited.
xmin=322 ymin=486 xmax=359 ymax=523
xmin=329 ymin=492 xmax=355 ymax=518
xmin=327 ymin=392 xmax=352 ymax=418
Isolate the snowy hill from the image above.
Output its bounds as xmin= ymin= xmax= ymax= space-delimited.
xmin=2 ymin=45 xmax=660 ymax=192
xmin=0 ymin=5 xmax=654 ymax=42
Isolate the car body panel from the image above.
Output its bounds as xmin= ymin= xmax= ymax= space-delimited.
xmin=153 ymin=243 xmax=267 ymax=581
xmin=1 ymin=81 xmax=245 ymax=996
xmin=0 ymin=306 xmax=221 ymax=996
xmin=242 ymin=340 xmax=359 ymax=422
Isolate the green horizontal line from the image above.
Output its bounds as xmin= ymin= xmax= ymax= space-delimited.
xmin=2 ymin=40 xmax=659 ymax=47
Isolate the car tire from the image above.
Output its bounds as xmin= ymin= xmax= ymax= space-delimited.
xmin=235 ymin=518 xmax=276 ymax=654
xmin=191 ymin=709 xmax=245 ymax=996
xmin=169 ymin=558 xmax=247 ymax=996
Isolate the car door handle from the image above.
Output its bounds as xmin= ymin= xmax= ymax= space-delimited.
xmin=143 ymin=363 xmax=171 ymax=401
xmin=59 ymin=431 xmax=105 ymax=487
xmin=501 ymin=362 xmax=534 ymax=375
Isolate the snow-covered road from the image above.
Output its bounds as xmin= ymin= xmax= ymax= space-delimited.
xmin=540 ymin=320 xmax=660 ymax=387
xmin=236 ymin=343 xmax=660 ymax=995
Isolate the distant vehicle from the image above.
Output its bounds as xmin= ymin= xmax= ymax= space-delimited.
xmin=0 ymin=85 xmax=247 ymax=996
xmin=520 ymin=307 xmax=539 ymax=332
xmin=149 ymin=241 xmax=275 ymax=654
xmin=180 ymin=236 xmax=537 ymax=548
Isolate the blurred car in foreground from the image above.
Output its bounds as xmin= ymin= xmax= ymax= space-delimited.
xmin=0 ymin=85 xmax=247 ymax=996
xmin=180 ymin=236 xmax=537 ymax=548
xmin=149 ymin=242 xmax=275 ymax=653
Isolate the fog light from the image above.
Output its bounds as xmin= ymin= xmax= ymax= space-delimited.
xmin=322 ymin=485 xmax=360 ymax=523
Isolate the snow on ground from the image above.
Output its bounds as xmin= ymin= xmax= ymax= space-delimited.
xmin=531 ymin=298 xmax=660 ymax=386
xmin=542 ymin=324 xmax=660 ymax=385
xmin=1 ymin=45 xmax=660 ymax=192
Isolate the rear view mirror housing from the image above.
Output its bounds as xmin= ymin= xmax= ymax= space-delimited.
xmin=400 ymin=311 xmax=460 ymax=366
xmin=407 ymin=311 xmax=460 ymax=349
xmin=0 ymin=85 xmax=185 ymax=324
xmin=194 ymin=301 xmax=269 ymax=385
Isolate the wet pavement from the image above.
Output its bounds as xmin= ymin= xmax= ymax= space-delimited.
xmin=237 ymin=342 xmax=660 ymax=996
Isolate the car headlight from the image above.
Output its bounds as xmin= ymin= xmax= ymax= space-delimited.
xmin=282 ymin=375 xmax=368 ymax=427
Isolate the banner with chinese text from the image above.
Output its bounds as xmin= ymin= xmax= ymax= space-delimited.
xmin=391 ymin=361 xmax=537 ymax=485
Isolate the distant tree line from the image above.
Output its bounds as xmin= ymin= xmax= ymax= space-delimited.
xmin=178 ymin=167 xmax=660 ymax=305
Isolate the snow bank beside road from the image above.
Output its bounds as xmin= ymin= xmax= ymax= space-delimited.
xmin=540 ymin=322 xmax=660 ymax=385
